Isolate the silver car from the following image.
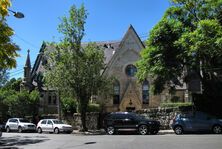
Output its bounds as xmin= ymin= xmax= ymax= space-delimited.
xmin=5 ymin=118 xmax=36 ymax=133
xmin=37 ymin=119 xmax=73 ymax=134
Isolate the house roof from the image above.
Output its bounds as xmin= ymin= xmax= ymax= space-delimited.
xmin=29 ymin=25 xmax=144 ymax=89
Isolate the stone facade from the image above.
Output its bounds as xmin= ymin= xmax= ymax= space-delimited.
xmin=102 ymin=25 xmax=187 ymax=112
xmin=23 ymin=25 xmax=188 ymax=115
xmin=21 ymin=44 xmax=59 ymax=115
xmin=67 ymin=107 xmax=186 ymax=130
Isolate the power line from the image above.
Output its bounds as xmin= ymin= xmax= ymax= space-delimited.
xmin=10 ymin=68 xmax=24 ymax=74
xmin=15 ymin=60 xmax=35 ymax=69
xmin=9 ymin=70 xmax=23 ymax=78
xmin=14 ymin=33 xmax=40 ymax=49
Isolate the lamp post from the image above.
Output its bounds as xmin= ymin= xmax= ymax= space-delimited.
xmin=8 ymin=9 xmax=24 ymax=18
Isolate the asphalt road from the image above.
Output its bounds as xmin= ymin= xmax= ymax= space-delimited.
xmin=0 ymin=132 xmax=222 ymax=149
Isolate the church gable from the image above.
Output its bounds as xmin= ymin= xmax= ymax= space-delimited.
xmin=104 ymin=25 xmax=145 ymax=76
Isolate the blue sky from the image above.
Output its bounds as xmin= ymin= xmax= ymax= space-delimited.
xmin=7 ymin=0 xmax=170 ymax=79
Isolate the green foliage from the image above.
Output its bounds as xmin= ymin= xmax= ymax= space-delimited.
xmin=2 ymin=89 xmax=40 ymax=117
xmin=0 ymin=1 xmax=20 ymax=69
xmin=3 ymin=78 xmax=22 ymax=91
xmin=136 ymin=0 xmax=222 ymax=114
xmin=0 ymin=77 xmax=40 ymax=118
xmin=0 ymin=18 xmax=20 ymax=69
xmin=61 ymin=97 xmax=77 ymax=116
xmin=160 ymin=102 xmax=192 ymax=108
xmin=44 ymin=4 xmax=111 ymax=131
xmin=137 ymin=0 xmax=222 ymax=94
xmin=0 ymin=0 xmax=11 ymax=18
xmin=87 ymin=103 xmax=101 ymax=112
xmin=58 ymin=4 xmax=87 ymax=51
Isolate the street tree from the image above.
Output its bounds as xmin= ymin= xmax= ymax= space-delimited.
xmin=44 ymin=5 xmax=109 ymax=131
xmin=0 ymin=0 xmax=11 ymax=18
xmin=0 ymin=0 xmax=20 ymax=69
xmin=136 ymin=0 xmax=222 ymax=114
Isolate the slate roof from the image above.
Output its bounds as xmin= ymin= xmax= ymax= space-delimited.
xmin=81 ymin=41 xmax=121 ymax=64
xmin=29 ymin=25 xmax=144 ymax=90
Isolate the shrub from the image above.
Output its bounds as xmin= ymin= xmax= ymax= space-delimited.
xmin=160 ymin=102 xmax=193 ymax=108
xmin=87 ymin=103 xmax=101 ymax=112
xmin=61 ymin=97 xmax=77 ymax=116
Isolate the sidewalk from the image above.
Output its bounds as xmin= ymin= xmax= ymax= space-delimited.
xmin=72 ymin=129 xmax=174 ymax=135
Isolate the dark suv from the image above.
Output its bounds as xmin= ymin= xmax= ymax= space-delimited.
xmin=103 ymin=112 xmax=160 ymax=135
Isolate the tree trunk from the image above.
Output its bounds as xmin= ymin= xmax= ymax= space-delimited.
xmin=79 ymin=97 xmax=88 ymax=132
xmin=80 ymin=105 xmax=88 ymax=131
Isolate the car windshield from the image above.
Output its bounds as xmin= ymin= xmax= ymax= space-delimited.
xmin=19 ymin=119 xmax=29 ymax=123
xmin=52 ymin=120 xmax=64 ymax=124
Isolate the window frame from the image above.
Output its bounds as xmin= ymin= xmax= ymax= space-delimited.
xmin=125 ymin=64 xmax=137 ymax=77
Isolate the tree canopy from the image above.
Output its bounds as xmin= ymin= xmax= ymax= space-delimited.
xmin=0 ymin=78 xmax=39 ymax=121
xmin=0 ymin=0 xmax=11 ymax=18
xmin=136 ymin=0 xmax=222 ymax=114
xmin=44 ymin=5 xmax=110 ymax=131
xmin=0 ymin=0 xmax=20 ymax=69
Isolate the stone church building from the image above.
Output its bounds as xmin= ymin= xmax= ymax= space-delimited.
xmin=21 ymin=25 xmax=189 ymax=114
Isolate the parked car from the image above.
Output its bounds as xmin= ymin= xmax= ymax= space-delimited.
xmin=5 ymin=118 xmax=36 ymax=133
xmin=170 ymin=111 xmax=222 ymax=135
xmin=37 ymin=119 xmax=73 ymax=134
xmin=103 ymin=112 xmax=160 ymax=135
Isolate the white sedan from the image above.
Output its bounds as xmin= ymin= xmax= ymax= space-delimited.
xmin=37 ymin=119 xmax=73 ymax=134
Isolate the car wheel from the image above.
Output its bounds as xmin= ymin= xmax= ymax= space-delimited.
xmin=212 ymin=125 xmax=222 ymax=134
xmin=18 ymin=126 xmax=23 ymax=133
xmin=174 ymin=126 xmax=183 ymax=135
xmin=6 ymin=126 xmax=10 ymax=133
xmin=38 ymin=127 xmax=42 ymax=134
xmin=139 ymin=125 xmax=148 ymax=135
xmin=54 ymin=128 xmax=60 ymax=134
xmin=106 ymin=126 xmax=115 ymax=135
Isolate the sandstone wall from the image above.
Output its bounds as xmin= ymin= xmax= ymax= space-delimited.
xmin=67 ymin=107 xmax=189 ymax=130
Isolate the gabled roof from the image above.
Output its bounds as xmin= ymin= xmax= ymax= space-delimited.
xmin=103 ymin=24 xmax=145 ymax=75
xmin=29 ymin=25 xmax=144 ymax=86
xmin=31 ymin=42 xmax=46 ymax=77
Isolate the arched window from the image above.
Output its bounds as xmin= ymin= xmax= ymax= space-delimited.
xmin=125 ymin=64 xmax=137 ymax=77
xmin=142 ymin=80 xmax=149 ymax=104
xmin=113 ymin=80 xmax=120 ymax=104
